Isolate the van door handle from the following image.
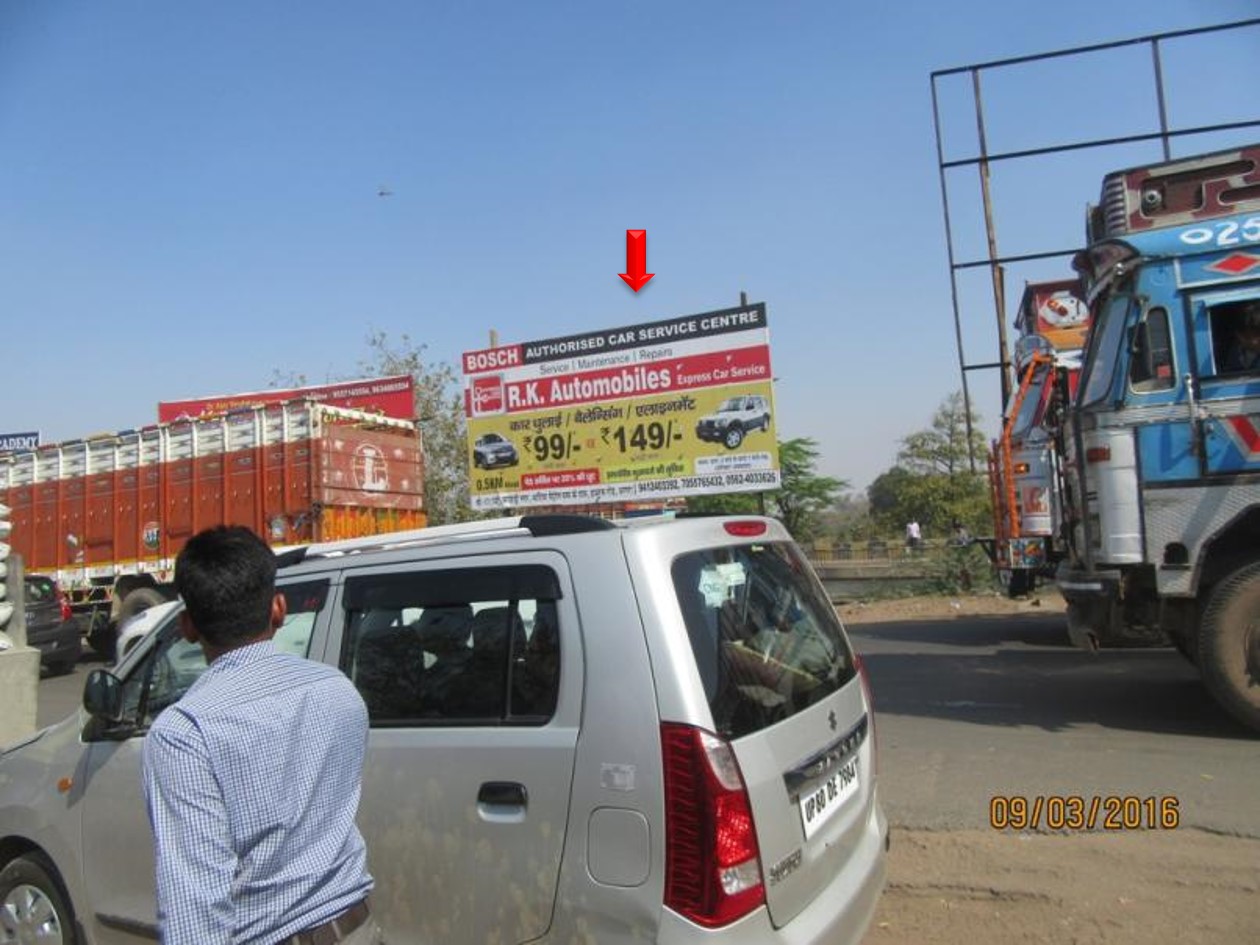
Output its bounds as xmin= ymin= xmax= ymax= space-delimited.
xmin=478 ymin=781 xmax=528 ymax=808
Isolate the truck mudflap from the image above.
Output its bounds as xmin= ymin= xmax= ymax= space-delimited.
xmin=1057 ymin=564 xmax=1174 ymax=650
xmin=1055 ymin=565 xmax=1121 ymax=651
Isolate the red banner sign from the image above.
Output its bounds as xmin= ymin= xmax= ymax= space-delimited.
xmin=158 ymin=375 xmax=415 ymax=423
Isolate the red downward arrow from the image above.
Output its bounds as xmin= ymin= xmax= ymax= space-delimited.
xmin=619 ymin=229 xmax=655 ymax=292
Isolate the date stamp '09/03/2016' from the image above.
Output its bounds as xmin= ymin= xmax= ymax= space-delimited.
xmin=989 ymin=795 xmax=1181 ymax=831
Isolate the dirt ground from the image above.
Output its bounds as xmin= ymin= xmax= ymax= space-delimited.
xmin=865 ymin=827 xmax=1260 ymax=945
xmin=844 ymin=592 xmax=1260 ymax=944
xmin=837 ymin=586 xmax=1068 ymax=625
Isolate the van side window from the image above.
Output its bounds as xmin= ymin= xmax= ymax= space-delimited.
xmin=1129 ymin=307 xmax=1175 ymax=391
xmin=341 ymin=565 xmax=561 ymax=726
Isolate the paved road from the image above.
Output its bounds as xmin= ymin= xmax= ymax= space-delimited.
xmin=848 ymin=611 xmax=1259 ymax=837
xmin=36 ymin=611 xmax=1259 ymax=842
xmin=35 ymin=652 xmax=109 ymax=729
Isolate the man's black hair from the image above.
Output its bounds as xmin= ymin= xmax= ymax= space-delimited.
xmin=174 ymin=525 xmax=277 ymax=647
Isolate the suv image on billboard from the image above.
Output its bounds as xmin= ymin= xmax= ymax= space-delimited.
xmin=0 ymin=514 xmax=886 ymax=945
xmin=696 ymin=394 xmax=772 ymax=449
xmin=472 ymin=431 xmax=519 ymax=468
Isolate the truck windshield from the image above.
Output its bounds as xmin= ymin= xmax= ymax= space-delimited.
xmin=1077 ymin=293 xmax=1132 ymax=407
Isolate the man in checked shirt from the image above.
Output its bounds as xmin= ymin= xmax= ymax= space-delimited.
xmin=142 ymin=525 xmax=382 ymax=945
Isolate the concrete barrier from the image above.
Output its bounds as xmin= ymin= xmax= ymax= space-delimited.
xmin=0 ymin=554 xmax=40 ymax=748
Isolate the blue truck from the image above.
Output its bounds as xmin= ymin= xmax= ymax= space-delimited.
xmin=1057 ymin=144 xmax=1260 ymax=731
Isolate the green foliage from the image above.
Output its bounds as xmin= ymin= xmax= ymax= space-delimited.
xmin=772 ymin=438 xmax=846 ymax=541
xmin=685 ymin=492 xmax=762 ymax=516
xmin=867 ymin=391 xmax=992 ymax=538
xmin=927 ymin=542 xmax=999 ymax=595
xmin=358 ymin=331 xmax=474 ymax=526
xmin=898 ymin=391 xmax=988 ymax=477
xmin=687 ymin=437 xmax=845 ymax=542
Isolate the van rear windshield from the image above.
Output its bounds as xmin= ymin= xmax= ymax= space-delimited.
xmin=672 ymin=541 xmax=856 ymax=740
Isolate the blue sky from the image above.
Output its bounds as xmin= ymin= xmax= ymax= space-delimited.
xmin=2 ymin=1 xmax=1257 ymax=495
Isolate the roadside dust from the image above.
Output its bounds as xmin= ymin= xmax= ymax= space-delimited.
xmin=865 ymin=827 xmax=1260 ymax=945
xmin=844 ymin=592 xmax=1260 ymax=944
xmin=838 ymin=587 xmax=1067 ymax=625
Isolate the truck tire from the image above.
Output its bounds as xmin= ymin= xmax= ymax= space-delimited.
xmin=95 ymin=588 xmax=167 ymax=662
xmin=0 ymin=852 xmax=79 ymax=945
xmin=117 ymin=587 xmax=166 ymax=626
xmin=1197 ymin=561 xmax=1260 ymax=732
xmin=85 ymin=609 xmax=115 ymax=661
xmin=722 ymin=426 xmax=744 ymax=449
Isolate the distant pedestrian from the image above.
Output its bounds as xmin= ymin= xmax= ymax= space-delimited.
xmin=905 ymin=520 xmax=922 ymax=554
xmin=142 ymin=525 xmax=381 ymax=945
xmin=951 ymin=519 xmax=971 ymax=546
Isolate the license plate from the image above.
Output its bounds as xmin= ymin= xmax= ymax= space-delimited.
xmin=798 ymin=755 xmax=859 ymax=839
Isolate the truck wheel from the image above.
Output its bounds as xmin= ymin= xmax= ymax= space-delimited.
xmin=97 ymin=588 xmax=167 ymax=662
xmin=117 ymin=587 xmax=166 ymax=626
xmin=722 ymin=426 xmax=744 ymax=449
xmin=0 ymin=853 xmax=79 ymax=945
xmin=86 ymin=610 xmax=116 ymax=661
xmin=1198 ymin=561 xmax=1260 ymax=732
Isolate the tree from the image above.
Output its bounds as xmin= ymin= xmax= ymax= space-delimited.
xmin=772 ymin=438 xmax=846 ymax=540
xmin=686 ymin=437 xmax=845 ymax=542
xmin=898 ymin=391 xmax=987 ymax=477
xmin=867 ymin=392 xmax=991 ymax=537
xmin=357 ymin=331 xmax=473 ymax=525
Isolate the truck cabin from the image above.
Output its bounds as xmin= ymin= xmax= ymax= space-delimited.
xmin=1074 ymin=146 xmax=1260 ymax=422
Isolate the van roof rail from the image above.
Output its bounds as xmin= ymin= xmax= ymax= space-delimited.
xmin=275 ymin=513 xmax=617 ymax=568
xmin=519 ymin=514 xmax=617 ymax=535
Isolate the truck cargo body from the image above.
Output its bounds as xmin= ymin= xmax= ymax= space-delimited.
xmin=0 ymin=401 xmax=425 ymax=649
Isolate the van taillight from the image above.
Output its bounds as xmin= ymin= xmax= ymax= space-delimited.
xmin=661 ymin=723 xmax=764 ymax=927
xmin=723 ymin=520 xmax=766 ymax=538
xmin=59 ymin=599 xmax=72 ymax=622
xmin=855 ymin=654 xmax=878 ymax=778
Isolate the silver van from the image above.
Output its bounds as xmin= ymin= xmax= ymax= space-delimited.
xmin=0 ymin=514 xmax=886 ymax=944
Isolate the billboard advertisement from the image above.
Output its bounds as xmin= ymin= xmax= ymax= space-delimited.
xmin=158 ymin=375 xmax=415 ymax=423
xmin=462 ymin=302 xmax=780 ymax=510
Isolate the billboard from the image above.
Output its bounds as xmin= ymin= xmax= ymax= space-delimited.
xmin=158 ymin=375 xmax=415 ymax=423
xmin=0 ymin=432 xmax=39 ymax=453
xmin=462 ymin=302 xmax=780 ymax=510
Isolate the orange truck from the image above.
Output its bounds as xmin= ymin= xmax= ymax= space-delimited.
xmin=0 ymin=400 xmax=425 ymax=656
xmin=986 ymin=279 xmax=1090 ymax=596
